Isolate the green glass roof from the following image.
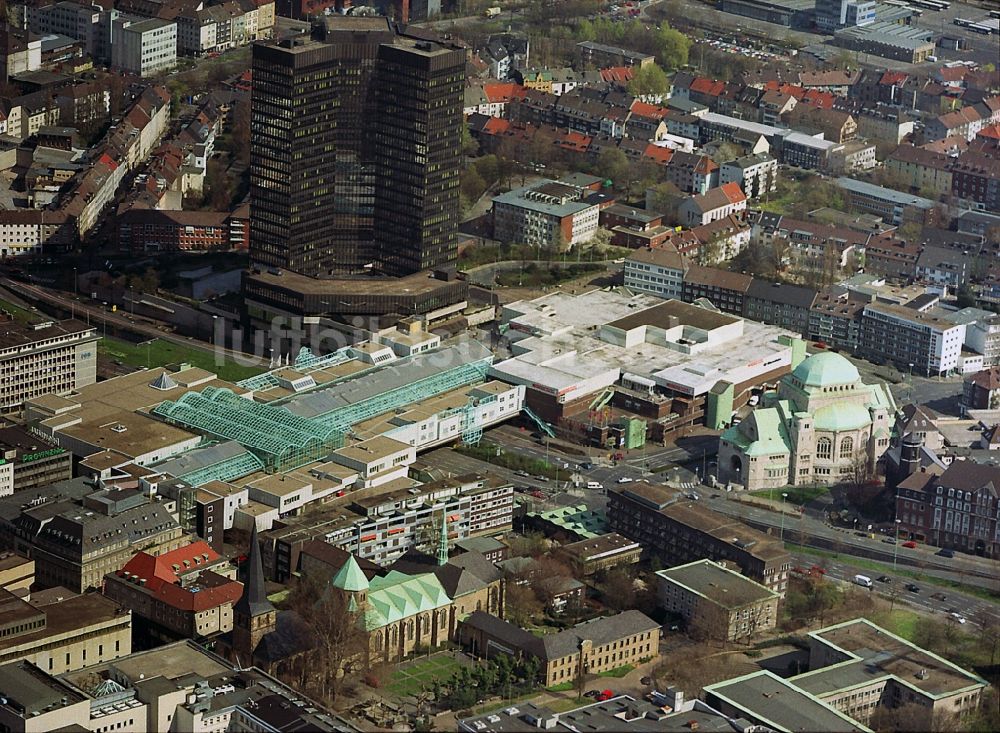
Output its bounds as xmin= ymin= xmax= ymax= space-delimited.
xmin=791 ymin=352 xmax=860 ymax=388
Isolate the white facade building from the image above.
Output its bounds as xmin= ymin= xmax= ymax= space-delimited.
xmin=624 ymin=246 xmax=687 ymax=300
xmin=112 ymin=18 xmax=177 ymax=76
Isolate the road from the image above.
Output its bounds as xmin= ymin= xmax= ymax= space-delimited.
xmin=802 ymin=552 xmax=1000 ymax=627
xmin=463 ymin=425 xmax=1000 ymax=593
xmin=1 ymin=278 xmax=266 ymax=367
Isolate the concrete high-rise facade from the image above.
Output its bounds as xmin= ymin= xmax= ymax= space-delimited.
xmin=249 ymin=17 xmax=464 ymax=279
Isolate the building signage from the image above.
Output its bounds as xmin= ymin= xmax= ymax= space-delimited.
xmin=21 ymin=448 xmax=65 ymax=463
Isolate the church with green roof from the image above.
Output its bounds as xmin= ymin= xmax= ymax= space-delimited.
xmin=718 ymin=352 xmax=896 ymax=490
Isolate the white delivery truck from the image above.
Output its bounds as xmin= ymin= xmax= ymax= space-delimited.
xmin=853 ymin=574 xmax=873 ymax=588
xmin=485 ymin=7 xmax=501 ymax=17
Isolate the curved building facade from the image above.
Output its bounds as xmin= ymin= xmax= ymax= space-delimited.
xmin=718 ymin=352 xmax=896 ymax=490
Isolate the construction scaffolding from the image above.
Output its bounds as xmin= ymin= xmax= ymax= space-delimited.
xmin=153 ymin=386 xmax=343 ymax=472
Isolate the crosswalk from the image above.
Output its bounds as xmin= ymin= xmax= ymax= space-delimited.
xmin=674 ymin=481 xmax=699 ymax=489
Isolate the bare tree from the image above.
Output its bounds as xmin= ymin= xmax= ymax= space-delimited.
xmin=286 ymin=570 xmax=370 ymax=704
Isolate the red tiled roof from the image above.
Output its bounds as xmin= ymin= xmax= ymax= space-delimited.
xmin=880 ymin=71 xmax=908 ymax=86
xmin=116 ymin=541 xmax=242 ymax=612
xmin=558 ymin=130 xmax=591 ymax=153
xmin=483 ymin=83 xmax=527 ymax=104
xmin=979 ymin=124 xmax=1000 ymax=141
xmin=643 ymin=144 xmax=673 ymax=165
xmin=690 ymin=77 xmax=725 ymax=97
xmin=600 ymin=66 xmax=634 ymax=83
xmin=482 ymin=117 xmax=510 ymax=135
xmin=630 ymin=100 xmax=669 ymax=119
xmin=720 ymin=182 xmax=747 ymax=205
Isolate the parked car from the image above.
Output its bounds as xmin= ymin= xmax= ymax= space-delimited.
xmin=617 ymin=477 xmax=634 ymax=484
xmin=902 ymin=541 xmax=917 ymax=549
xmin=936 ymin=548 xmax=955 ymax=558
xmin=877 ymin=575 xmax=892 ymax=583
xmin=579 ymin=462 xmax=594 ymax=470
xmin=906 ymin=584 xmax=920 ymax=593
xmin=931 ymin=592 xmax=947 ymax=601
xmin=584 ymin=690 xmax=600 ymax=699
xmin=882 ymin=537 xmax=897 ymax=544
xmin=950 ymin=612 xmax=967 ymax=624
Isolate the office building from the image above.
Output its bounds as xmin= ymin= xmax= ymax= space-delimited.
xmin=459 ymin=610 xmax=659 ymax=687
xmin=0 ymin=478 xmax=187 ymax=592
xmin=0 ymin=316 xmax=98 ymax=414
xmin=816 ymin=0 xmax=876 ymax=33
xmin=791 ymin=619 xmax=987 ymax=725
xmin=858 ymin=302 xmax=966 ymax=376
xmin=624 ymin=246 xmax=687 ymax=300
xmin=492 ymin=179 xmax=602 ymax=250
xmin=250 ymin=17 xmax=463 ymax=279
xmin=0 ymin=640 xmax=354 ymax=733
xmin=0 ymin=425 xmax=71 ymax=495
xmin=656 ymin=560 xmax=779 ymax=642
xmin=112 ymin=18 xmax=177 ymax=77
xmin=0 ymin=588 xmax=131 ymax=673
xmin=103 ymin=541 xmax=242 ymax=644
xmin=607 ymin=484 xmax=791 ymax=595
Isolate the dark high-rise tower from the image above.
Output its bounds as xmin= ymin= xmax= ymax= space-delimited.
xmin=249 ymin=17 xmax=464 ymax=279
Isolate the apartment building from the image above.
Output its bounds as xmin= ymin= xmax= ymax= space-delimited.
xmin=576 ymin=41 xmax=654 ymax=68
xmin=112 ymin=18 xmax=177 ymax=76
xmin=720 ymin=153 xmax=778 ymax=199
xmin=624 ymin=246 xmax=687 ymax=300
xmin=607 ymin=484 xmax=791 ymax=596
xmin=460 ymin=610 xmax=659 ymax=687
xmin=859 ymin=302 xmax=965 ymax=376
xmin=0 ymin=210 xmax=76 ymax=258
xmin=0 ymin=589 xmax=131 ymax=674
xmin=951 ymin=151 xmax=1000 ymax=212
xmin=895 ymin=462 xmax=999 ymax=558
xmin=744 ymin=280 xmax=817 ymax=335
xmin=262 ymin=474 xmax=514 ymax=580
xmin=886 ymin=145 xmax=954 ymax=198
xmin=680 ymin=265 xmax=753 ymax=316
xmin=656 ymin=560 xmax=779 ymax=642
xmin=27 ymin=1 xmax=118 ymax=63
xmin=0 ymin=317 xmax=98 ymax=414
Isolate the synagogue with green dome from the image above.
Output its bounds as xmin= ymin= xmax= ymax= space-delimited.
xmin=718 ymin=352 xmax=897 ymax=490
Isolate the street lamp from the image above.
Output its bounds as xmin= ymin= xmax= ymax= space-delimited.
xmin=892 ymin=518 xmax=902 ymax=573
xmin=780 ymin=492 xmax=788 ymax=543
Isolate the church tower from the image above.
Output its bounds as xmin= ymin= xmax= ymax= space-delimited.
xmin=330 ymin=554 xmax=369 ymax=612
xmin=232 ymin=524 xmax=276 ymax=665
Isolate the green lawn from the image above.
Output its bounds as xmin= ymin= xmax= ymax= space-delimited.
xmin=546 ymin=682 xmax=574 ymax=692
xmin=870 ymin=609 xmax=921 ymax=641
xmin=0 ymin=297 xmax=42 ymax=325
xmin=547 ymin=697 xmax=589 ymax=713
xmin=751 ymin=485 xmax=829 ymax=506
xmin=386 ymin=655 xmax=465 ymax=698
xmin=787 ymin=543 xmax=1000 ymax=602
xmin=99 ymin=336 xmax=262 ymax=383
xmin=598 ymin=665 xmax=635 ymax=678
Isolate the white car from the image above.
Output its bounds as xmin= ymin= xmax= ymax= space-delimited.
xmin=950 ymin=612 xmax=967 ymax=624
xmin=617 ymin=477 xmax=634 ymax=484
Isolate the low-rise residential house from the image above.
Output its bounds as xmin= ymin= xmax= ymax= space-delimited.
xmin=690 ymin=215 xmax=751 ymax=264
xmin=656 ymin=560 xmax=779 ymax=642
xmin=663 ymin=151 xmax=719 ymax=195
xmin=915 ymin=245 xmax=974 ymax=289
xmin=963 ymin=366 xmax=1000 ymax=411
xmin=678 ymin=183 xmax=747 ymax=228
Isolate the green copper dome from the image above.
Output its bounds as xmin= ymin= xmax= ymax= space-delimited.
xmin=791 ymin=352 xmax=860 ymax=388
